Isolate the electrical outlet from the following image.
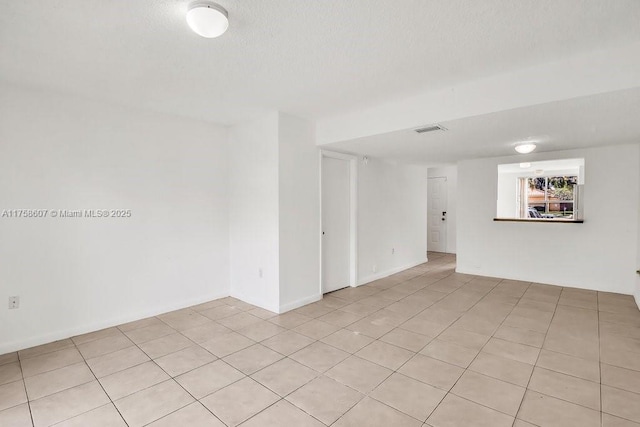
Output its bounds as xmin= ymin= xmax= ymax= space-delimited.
xmin=258 ymin=268 xmax=263 ymax=278
xmin=8 ymin=296 xmax=19 ymax=309
xmin=372 ymin=265 xmax=377 ymax=273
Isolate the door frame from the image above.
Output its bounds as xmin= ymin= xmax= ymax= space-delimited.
xmin=427 ymin=176 xmax=448 ymax=253
xmin=319 ymin=150 xmax=358 ymax=294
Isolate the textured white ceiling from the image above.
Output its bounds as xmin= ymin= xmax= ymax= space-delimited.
xmin=324 ymin=88 xmax=640 ymax=165
xmin=1 ymin=0 xmax=639 ymax=125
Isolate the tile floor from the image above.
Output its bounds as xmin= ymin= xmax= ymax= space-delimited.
xmin=1 ymin=252 xmax=640 ymax=426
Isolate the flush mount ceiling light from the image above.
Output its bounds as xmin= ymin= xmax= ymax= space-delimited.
xmin=519 ymin=162 xmax=531 ymax=168
xmin=186 ymin=2 xmax=229 ymax=38
xmin=514 ymin=143 xmax=537 ymax=154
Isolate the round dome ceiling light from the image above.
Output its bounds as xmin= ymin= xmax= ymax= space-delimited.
xmin=187 ymin=2 xmax=229 ymax=38
xmin=515 ymin=143 xmax=537 ymax=154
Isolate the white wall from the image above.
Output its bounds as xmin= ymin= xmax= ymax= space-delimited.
xmin=228 ymin=113 xmax=280 ymax=312
xmin=278 ymin=114 xmax=321 ymax=311
xmin=357 ymin=158 xmax=428 ymax=284
xmin=457 ymin=144 xmax=640 ymax=295
xmin=0 ymin=83 xmax=230 ymax=353
xmin=636 ymin=146 xmax=640 ymax=308
xmin=427 ymin=166 xmax=457 ymax=253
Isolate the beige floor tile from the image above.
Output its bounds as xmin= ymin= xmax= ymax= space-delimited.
xmin=602 ymin=385 xmax=640 ymax=423
xmin=451 ymin=370 xmax=526 ymax=416
xmin=247 ymin=307 xmax=278 ymax=320
xmin=437 ymin=327 xmax=491 ymax=351
xmin=268 ymin=312 xmax=313 ymax=329
xmin=293 ymin=302 xmax=336 ymax=319
xmin=86 ymin=346 xmax=150 ymax=378
xmin=99 ymin=361 xmax=169 ymax=400
xmin=356 ymin=340 xmax=414 ymax=370
xmin=346 ymin=318 xmax=395 ymax=339
xmin=158 ymin=310 xmax=211 ymax=331
xmin=0 ymin=380 xmax=27 ymax=411
xmin=261 ymin=331 xmax=315 ymax=355
xmin=54 ymin=403 xmax=127 ymax=427
xmin=123 ymin=323 xmax=176 ymax=344
xmin=494 ymin=325 xmax=545 ymax=347
xmin=147 ymin=402 xmax=225 ymax=427
xmin=370 ymin=373 xmax=445 ymax=421
xmin=21 ymin=348 xmax=84 ymax=378
xmin=0 ymin=353 xmax=18 ymax=366
xmin=513 ymin=420 xmax=538 ymax=427
xmin=321 ymin=329 xmax=375 ymax=353
xmin=333 ymin=397 xmax=422 ymax=427
xmin=452 ymin=314 xmax=502 ymax=336
xmin=379 ymin=328 xmax=432 ymax=352
xmin=517 ymin=390 xmax=600 ymax=427
xmin=30 ymin=381 xmax=109 ymax=427
xmin=223 ymin=344 xmax=283 ymax=375
xmin=543 ymin=332 xmax=600 ymax=361
xmin=77 ymin=333 xmax=133 ymax=359
xmin=294 ymin=319 xmax=340 ymax=340
xmin=340 ymin=302 xmax=382 ymax=316
xmin=138 ymin=333 xmax=193 ymax=359
xmin=602 ymin=363 xmax=640 ymax=394
xmin=318 ymin=310 xmax=363 ymax=328
xmin=240 ymin=399 xmax=323 ymax=427
xmin=398 ymin=354 xmax=464 ymax=390
xmin=537 ymin=349 xmax=600 ymax=382
xmin=200 ymin=331 xmax=255 ymax=358
xmin=468 ymin=352 xmax=533 ymax=387
xmin=18 ymin=339 xmax=75 ymax=360
xmin=326 ymin=356 xmax=392 ymax=393
xmin=236 ymin=321 xmax=285 ymax=341
xmin=154 ymin=345 xmax=216 ymax=377
xmin=286 ymin=376 xmax=363 ymax=425
xmin=427 ymin=393 xmax=514 ymax=427
xmin=114 ymin=379 xmax=194 ymax=427
xmin=290 ymin=342 xmax=349 ymax=372
xmin=200 ymin=304 xmax=241 ymax=321
xmin=0 ymin=403 xmax=32 ymax=427
xmin=399 ymin=317 xmax=448 ymax=337
xmin=200 ymin=377 xmax=279 ymax=427
xmin=24 ymin=362 xmax=94 ymax=401
xmin=0 ymin=362 xmax=21 ymax=386
xmin=72 ymin=328 xmax=121 ymax=346
xmin=180 ymin=322 xmax=231 ymax=344
xmin=117 ymin=316 xmax=164 ymax=333
xmin=483 ymin=338 xmax=540 ymax=365
xmin=217 ymin=313 xmax=262 ymax=331
xmin=601 ymin=345 xmax=640 ymax=371
xmin=175 ymin=360 xmax=244 ymax=399
xmin=602 ymin=413 xmax=640 ymax=427
xmin=528 ymin=366 xmax=600 ymax=410
xmin=251 ymin=357 xmax=318 ymax=396
xmin=420 ymin=339 xmax=479 ymax=368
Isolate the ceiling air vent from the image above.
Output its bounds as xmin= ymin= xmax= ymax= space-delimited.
xmin=414 ymin=124 xmax=447 ymax=134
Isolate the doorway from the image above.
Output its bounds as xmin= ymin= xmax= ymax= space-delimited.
xmin=427 ymin=177 xmax=447 ymax=253
xmin=321 ymin=152 xmax=357 ymax=293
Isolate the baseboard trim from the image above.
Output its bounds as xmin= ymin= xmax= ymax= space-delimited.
xmin=279 ymin=293 xmax=323 ymax=314
xmin=635 ymin=289 xmax=640 ymax=311
xmin=0 ymin=291 xmax=229 ymax=354
xmin=357 ymin=259 xmax=427 ymax=287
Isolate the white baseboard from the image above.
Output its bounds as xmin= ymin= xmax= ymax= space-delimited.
xmin=279 ymin=293 xmax=323 ymax=314
xmin=357 ymin=259 xmax=427 ymax=286
xmin=0 ymin=292 xmax=229 ymax=355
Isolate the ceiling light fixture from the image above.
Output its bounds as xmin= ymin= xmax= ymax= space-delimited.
xmin=186 ymin=2 xmax=229 ymax=38
xmin=515 ymin=143 xmax=537 ymax=154
xmin=519 ymin=162 xmax=531 ymax=168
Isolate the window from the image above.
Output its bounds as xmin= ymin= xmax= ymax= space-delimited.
xmin=520 ymin=175 xmax=577 ymax=219
xmin=496 ymin=158 xmax=584 ymax=222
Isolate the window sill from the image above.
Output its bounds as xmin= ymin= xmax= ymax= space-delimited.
xmin=493 ymin=218 xmax=584 ymax=223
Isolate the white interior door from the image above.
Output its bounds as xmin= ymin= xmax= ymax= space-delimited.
xmin=428 ymin=177 xmax=448 ymax=253
xmin=322 ymin=156 xmax=351 ymax=293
